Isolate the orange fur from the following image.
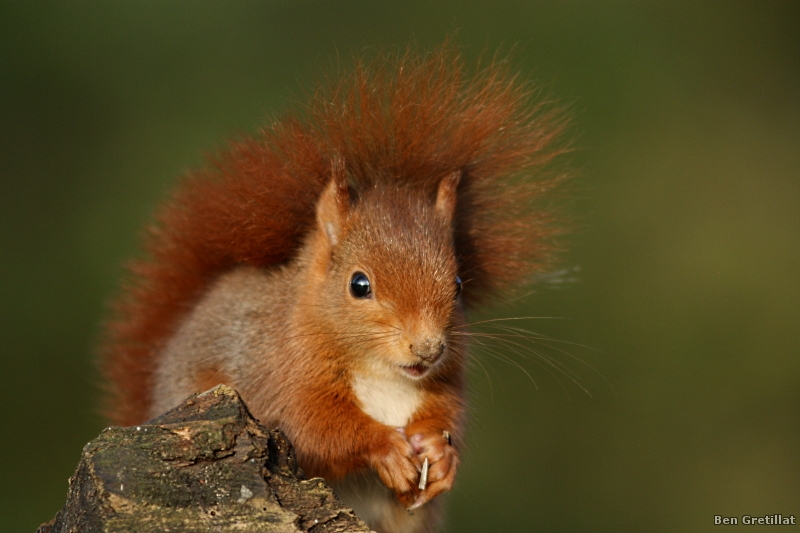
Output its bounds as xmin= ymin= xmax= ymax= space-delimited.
xmin=99 ymin=41 xmax=570 ymax=532
xmin=193 ymin=366 xmax=230 ymax=394
xmin=102 ymin=43 xmax=568 ymax=426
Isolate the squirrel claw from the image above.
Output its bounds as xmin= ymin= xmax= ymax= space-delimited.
xmin=407 ymin=493 xmax=430 ymax=511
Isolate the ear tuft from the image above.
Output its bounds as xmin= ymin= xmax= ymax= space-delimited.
xmin=435 ymin=170 xmax=462 ymax=223
xmin=316 ymin=156 xmax=350 ymax=247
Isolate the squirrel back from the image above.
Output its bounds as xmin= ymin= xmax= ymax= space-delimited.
xmin=101 ymin=41 xmax=569 ymax=431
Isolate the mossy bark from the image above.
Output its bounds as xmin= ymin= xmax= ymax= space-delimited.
xmin=38 ymin=385 xmax=371 ymax=533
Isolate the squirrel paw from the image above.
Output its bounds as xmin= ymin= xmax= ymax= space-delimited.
xmin=407 ymin=431 xmax=459 ymax=510
xmin=369 ymin=428 xmax=422 ymax=497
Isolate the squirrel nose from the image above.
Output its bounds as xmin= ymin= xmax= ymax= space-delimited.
xmin=411 ymin=338 xmax=445 ymax=363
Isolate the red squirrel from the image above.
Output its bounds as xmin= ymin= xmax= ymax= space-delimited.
xmin=101 ymin=43 xmax=569 ymax=533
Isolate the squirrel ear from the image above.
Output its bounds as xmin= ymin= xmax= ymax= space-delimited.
xmin=316 ymin=156 xmax=350 ymax=247
xmin=435 ymin=170 xmax=461 ymax=223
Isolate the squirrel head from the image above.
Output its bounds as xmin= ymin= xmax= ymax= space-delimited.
xmin=303 ymin=158 xmax=465 ymax=380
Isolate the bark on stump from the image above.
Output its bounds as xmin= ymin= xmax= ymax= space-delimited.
xmin=38 ymin=385 xmax=371 ymax=533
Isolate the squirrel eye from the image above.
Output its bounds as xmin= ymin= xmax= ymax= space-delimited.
xmin=350 ymin=272 xmax=372 ymax=298
xmin=455 ymin=276 xmax=462 ymax=297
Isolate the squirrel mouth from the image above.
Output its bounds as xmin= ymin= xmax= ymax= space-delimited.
xmin=400 ymin=363 xmax=431 ymax=379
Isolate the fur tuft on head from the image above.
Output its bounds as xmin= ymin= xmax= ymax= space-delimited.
xmin=102 ymin=41 xmax=572 ymax=426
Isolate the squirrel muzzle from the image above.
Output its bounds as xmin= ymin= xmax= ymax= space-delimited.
xmin=411 ymin=337 xmax=446 ymax=364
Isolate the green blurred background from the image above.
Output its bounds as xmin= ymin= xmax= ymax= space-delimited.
xmin=2 ymin=1 xmax=799 ymax=531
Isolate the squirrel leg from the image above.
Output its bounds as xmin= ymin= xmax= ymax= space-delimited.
xmin=281 ymin=383 xmax=423 ymax=498
xmin=404 ymin=393 xmax=463 ymax=509
xmin=406 ymin=431 xmax=459 ymax=509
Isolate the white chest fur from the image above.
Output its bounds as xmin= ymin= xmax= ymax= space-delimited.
xmin=351 ymin=371 xmax=422 ymax=427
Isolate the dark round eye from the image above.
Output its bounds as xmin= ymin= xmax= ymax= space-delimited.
xmin=455 ymin=276 xmax=462 ymax=297
xmin=350 ymin=272 xmax=372 ymax=298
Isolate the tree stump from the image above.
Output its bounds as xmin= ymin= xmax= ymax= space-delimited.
xmin=38 ymin=385 xmax=371 ymax=533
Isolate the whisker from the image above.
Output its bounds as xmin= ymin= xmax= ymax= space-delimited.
xmin=470 ymin=333 xmax=579 ymax=396
xmin=478 ymin=324 xmax=603 ymax=352
xmin=368 ymin=319 xmax=402 ymax=331
xmin=492 ymin=336 xmax=591 ymax=398
xmin=449 ymin=344 xmax=495 ymax=403
xmin=467 ymin=335 xmax=539 ymax=390
xmin=452 ymin=316 xmax=568 ymax=329
xmin=472 ymin=325 xmax=611 ymax=392
xmin=453 ymin=320 xmax=604 ymax=398
xmin=480 ymin=332 xmax=587 ymax=389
